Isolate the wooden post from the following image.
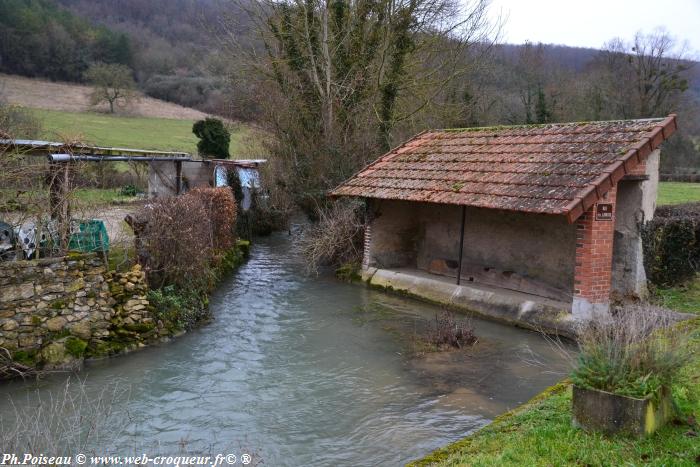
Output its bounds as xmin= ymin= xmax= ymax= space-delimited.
xmin=49 ymin=161 xmax=71 ymax=251
xmin=175 ymin=160 xmax=183 ymax=195
xmin=98 ymin=230 xmax=109 ymax=266
xmin=456 ymin=205 xmax=466 ymax=285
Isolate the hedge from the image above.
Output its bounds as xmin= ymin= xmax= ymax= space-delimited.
xmin=642 ymin=203 xmax=700 ymax=286
xmin=133 ymin=187 xmax=237 ymax=292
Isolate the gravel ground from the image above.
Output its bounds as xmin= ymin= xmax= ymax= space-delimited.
xmin=84 ymin=203 xmax=143 ymax=247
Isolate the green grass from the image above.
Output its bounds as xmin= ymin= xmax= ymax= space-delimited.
xmin=411 ymin=370 xmax=699 ymax=466
xmin=655 ymin=276 xmax=700 ymax=314
xmin=73 ymin=188 xmax=137 ymax=206
xmin=413 ymin=278 xmax=700 ymax=467
xmin=658 ymin=182 xmax=700 ymax=206
xmin=1 ymin=188 xmax=137 ymax=209
xmin=28 ymin=108 xmax=258 ymax=155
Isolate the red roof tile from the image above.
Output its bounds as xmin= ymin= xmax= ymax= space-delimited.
xmin=331 ymin=115 xmax=678 ymax=222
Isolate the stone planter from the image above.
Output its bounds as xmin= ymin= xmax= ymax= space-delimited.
xmin=572 ymin=385 xmax=673 ymax=436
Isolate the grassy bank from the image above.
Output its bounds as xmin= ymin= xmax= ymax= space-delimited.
xmin=412 ymin=278 xmax=700 ymax=466
xmin=658 ymin=182 xmax=700 ymax=206
xmin=29 ymin=108 xmax=259 ymax=155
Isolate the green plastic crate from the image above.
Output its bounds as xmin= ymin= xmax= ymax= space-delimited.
xmin=68 ymin=219 xmax=109 ymax=253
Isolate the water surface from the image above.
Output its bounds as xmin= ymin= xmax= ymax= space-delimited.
xmin=1 ymin=233 xmax=570 ymax=465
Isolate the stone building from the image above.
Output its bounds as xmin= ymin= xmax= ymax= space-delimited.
xmin=332 ymin=116 xmax=678 ymax=336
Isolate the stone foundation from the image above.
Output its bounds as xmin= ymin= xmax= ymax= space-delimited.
xmin=364 ymin=267 xmax=578 ymax=338
xmin=0 ymin=254 xmax=156 ymax=371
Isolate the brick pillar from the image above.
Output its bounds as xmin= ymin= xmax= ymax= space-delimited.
xmin=572 ymin=186 xmax=617 ymax=319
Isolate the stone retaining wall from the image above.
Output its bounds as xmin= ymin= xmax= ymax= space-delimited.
xmin=0 ymin=254 xmax=154 ymax=370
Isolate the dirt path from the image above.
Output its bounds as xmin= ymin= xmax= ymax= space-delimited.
xmin=84 ymin=204 xmax=142 ymax=247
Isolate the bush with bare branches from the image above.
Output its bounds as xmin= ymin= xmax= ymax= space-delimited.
xmin=0 ymin=377 xmax=129 ymax=456
xmin=190 ymin=187 xmax=237 ymax=252
xmin=0 ymin=347 xmax=37 ymax=379
xmin=428 ymin=311 xmax=477 ymax=350
xmin=135 ymin=188 xmax=237 ymax=292
xmin=0 ymin=101 xmax=41 ymax=139
xmin=298 ymin=200 xmax=365 ymax=274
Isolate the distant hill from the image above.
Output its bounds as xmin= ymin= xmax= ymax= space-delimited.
xmin=0 ymin=0 xmax=241 ymax=116
xmin=0 ymin=0 xmax=133 ymax=81
xmin=0 ymin=73 xmax=207 ymax=120
xmin=54 ymin=0 xmax=247 ymax=115
xmin=2 ymin=0 xmax=698 ymax=137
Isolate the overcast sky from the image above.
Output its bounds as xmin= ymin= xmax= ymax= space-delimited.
xmin=488 ymin=0 xmax=700 ymax=56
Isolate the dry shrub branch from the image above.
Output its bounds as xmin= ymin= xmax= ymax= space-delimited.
xmin=0 ymin=347 xmax=36 ymax=379
xmin=0 ymin=377 xmax=129 ymax=456
xmin=428 ymin=310 xmax=477 ymax=350
xmin=134 ymin=187 xmax=237 ymax=292
xmin=299 ymin=200 xmax=365 ymax=274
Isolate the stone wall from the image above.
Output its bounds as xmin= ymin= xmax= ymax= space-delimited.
xmin=105 ymin=265 xmax=166 ymax=345
xmin=366 ymin=199 xmax=577 ymax=301
xmin=0 ymin=254 xmax=155 ymax=371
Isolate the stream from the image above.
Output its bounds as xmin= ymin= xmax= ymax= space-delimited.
xmin=0 ymin=232 xmax=571 ymax=466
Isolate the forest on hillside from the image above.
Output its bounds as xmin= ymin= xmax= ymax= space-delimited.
xmin=0 ymin=0 xmax=698 ymax=185
xmin=0 ymin=0 xmax=132 ymax=81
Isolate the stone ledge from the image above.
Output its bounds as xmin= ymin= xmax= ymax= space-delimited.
xmin=366 ymin=267 xmax=579 ymax=338
xmin=0 ymin=253 xmax=99 ymax=270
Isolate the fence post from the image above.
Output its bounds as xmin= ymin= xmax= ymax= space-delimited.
xmin=49 ymin=161 xmax=71 ymax=251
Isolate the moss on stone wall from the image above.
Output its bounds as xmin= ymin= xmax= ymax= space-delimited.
xmin=65 ymin=337 xmax=88 ymax=358
xmin=1 ymin=241 xmax=250 ymax=378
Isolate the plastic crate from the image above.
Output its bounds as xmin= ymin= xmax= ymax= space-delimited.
xmin=68 ymin=219 xmax=109 ymax=253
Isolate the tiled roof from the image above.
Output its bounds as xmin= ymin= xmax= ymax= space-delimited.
xmin=331 ymin=115 xmax=678 ymax=222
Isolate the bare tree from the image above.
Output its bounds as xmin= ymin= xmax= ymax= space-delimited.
xmin=596 ymin=30 xmax=691 ymax=119
xmin=85 ymin=63 xmax=138 ymax=114
xmin=221 ymin=0 xmax=498 ymax=213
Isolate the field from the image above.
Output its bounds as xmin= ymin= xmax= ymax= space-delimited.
xmin=2 ymin=73 xmax=263 ymax=155
xmin=29 ymin=108 xmax=261 ymax=155
xmin=1 ymin=73 xmax=206 ymax=119
xmin=657 ymin=182 xmax=700 ymax=206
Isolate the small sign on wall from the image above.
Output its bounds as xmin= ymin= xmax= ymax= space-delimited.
xmin=596 ymin=203 xmax=613 ymax=221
